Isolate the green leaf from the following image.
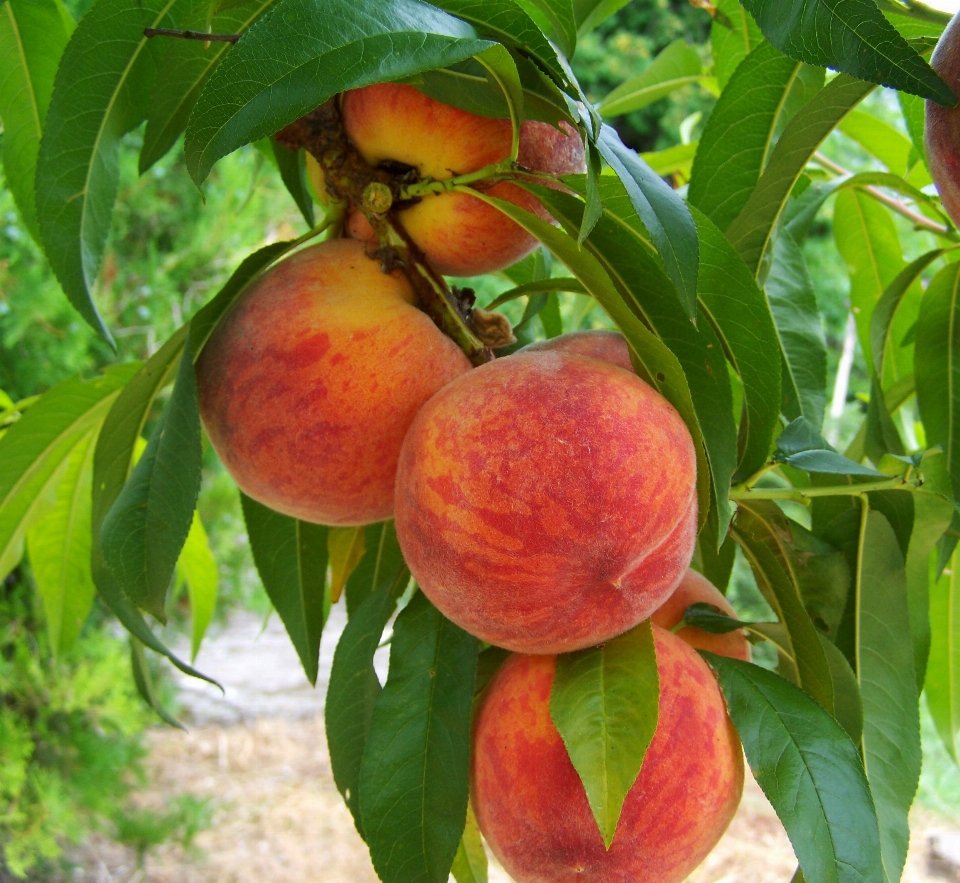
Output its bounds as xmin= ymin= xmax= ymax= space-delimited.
xmin=519 ymin=0 xmax=576 ymax=58
xmin=710 ymin=0 xmax=764 ymax=90
xmin=176 ymin=510 xmax=218 ymax=662
xmin=916 ymin=262 xmax=960 ymax=503
xmin=130 ymin=636 xmax=184 ymax=730
xmin=0 ymin=365 xmax=137 ymax=580
xmin=270 ymin=139 xmax=314 ymax=226
xmin=0 ymin=0 xmax=74 ymax=242
xmin=731 ymin=501 xmax=835 ymax=712
xmin=704 ymin=654 xmax=884 ymax=883
xmin=837 ymin=108 xmax=913 ymax=175
xmin=344 ymin=521 xmax=404 ymax=617
xmin=573 ymin=0 xmax=631 ymax=37
xmin=468 ymin=187 xmax=712 ymax=528
xmin=430 ymin=0 xmax=569 ymax=88
xmin=184 ymin=0 xmax=491 ymax=184
xmin=854 ymin=507 xmax=921 ymax=883
xmin=359 ymin=592 xmax=478 ymax=883
xmin=726 ymin=74 xmax=874 ymax=275
xmin=549 ymin=620 xmax=659 ymax=849
xmin=326 ymin=572 xmax=405 ymax=838
xmin=25 ymin=429 xmax=96 ymax=657
xmin=35 ymin=0 xmax=182 ymax=345
xmin=534 ymin=179 xmax=736 ymax=533
xmin=689 ymin=42 xmax=808 ymax=232
xmin=927 ymin=546 xmax=960 ymax=761
xmin=774 ymin=417 xmax=886 ymax=477
xmin=693 ymin=207 xmax=781 ymax=481
xmin=240 ymin=493 xmax=328 ymax=685
xmin=740 ymin=0 xmax=954 ymax=104
xmin=833 ymin=189 xmax=905 ymax=372
xmin=140 ymin=0 xmax=276 ymax=172
xmin=904 ymin=491 xmax=953 ymax=688
xmin=765 ymin=231 xmax=828 ymax=427
xmin=597 ymin=125 xmax=700 ymax=320
xmin=450 ymin=802 xmax=488 ymax=883
xmin=598 ymin=39 xmax=702 ymax=119
xmin=870 ymin=248 xmax=942 ymax=381
xmin=898 ymin=90 xmax=926 ymax=166
xmin=101 ymin=338 xmax=202 ymax=621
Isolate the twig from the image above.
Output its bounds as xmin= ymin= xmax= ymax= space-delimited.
xmin=729 ymin=475 xmax=915 ymax=502
xmin=813 ymin=151 xmax=954 ymax=237
xmin=143 ymin=28 xmax=240 ymax=43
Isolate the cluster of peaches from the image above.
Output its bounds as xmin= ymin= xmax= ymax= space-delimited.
xmin=196 ymin=83 xmax=748 ymax=882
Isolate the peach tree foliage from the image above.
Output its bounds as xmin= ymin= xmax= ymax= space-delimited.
xmin=0 ymin=0 xmax=958 ymax=879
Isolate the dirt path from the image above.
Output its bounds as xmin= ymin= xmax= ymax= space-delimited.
xmin=63 ymin=609 xmax=960 ymax=882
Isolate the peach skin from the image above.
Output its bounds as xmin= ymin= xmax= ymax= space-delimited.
xmin=472 ymin=627 xmax=744 ymax=883
xmin=394 ymin=350 xmax=698 ymax=653
xmin=196 ymin=238 xmax=471 ymax=526
xmin=341 ymin=83 xmax=586 ymax=276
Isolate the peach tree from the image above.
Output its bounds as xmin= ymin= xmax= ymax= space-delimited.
xmin=1 ymin=0 xmax=959 ymax=880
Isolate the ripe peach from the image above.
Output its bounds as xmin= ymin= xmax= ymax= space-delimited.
xmin=522 ymin=329 xmax=633 ymax=372
xmin=340 ymin=83 xmax=586 ymax=277
xmin=472 ymin=627 xmax=744 ymax=883
xmin=394 ymin=351 xmax=698 ymax=653
xmin=651 ymin=569 xmax=750 ymax=661
xmin=927 ymin=15 xmax=960 ymax=225
xmin=196 ymin=238 xmax=471 ymax=526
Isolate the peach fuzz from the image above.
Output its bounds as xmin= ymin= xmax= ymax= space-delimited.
xmin=522 ymin=329 xmax=633 ymax=372
xmin=472 ymin=627 xmax=744 ymax=883
xmin=196 ymin=238 xmax=471 ymax=526
xmin=927 ymin=15 xmax=960 ymax=227
xmin=651 ymin=569 xmax=751 ymax=661
xmin=394 ymin=351 xmax=698 ymax=654
xmin=340 ymin=83 xmax=586 ymax=276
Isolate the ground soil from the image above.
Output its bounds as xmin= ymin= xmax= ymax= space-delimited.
xmin=60 ymin=609 xmax=960 ymax=883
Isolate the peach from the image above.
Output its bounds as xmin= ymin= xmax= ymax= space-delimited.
xmin=651 ymin=569 xmax=751 ymax=661
xmin=196 ymin=238 xmax=471 ymax=526
xmin=340 ymin=83 xmax=586 ymax=276
xmin=927 ymin=15 xmax=960 ymax=226
xmin=472 ymin=627 xmax=744 ymax=883
xmin=394 ymin=351 xmax=698 ymax=653
xmin=522 ymin=329 xmax=633 ymax=372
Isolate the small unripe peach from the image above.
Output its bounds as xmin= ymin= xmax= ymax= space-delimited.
xmin=651 ymin=568 xmax=751 ymax=661
xmin=395 ymin=350 xmax=698 ymax=653
xmin=196 ymin=238 xmax=471 ymax=526
xmin=472 ymin=628 xmax=744 ymax=883
xmin=341 ymin=83 xmax=586 ymax=276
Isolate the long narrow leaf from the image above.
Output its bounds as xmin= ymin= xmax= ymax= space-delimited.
xmin=359 ymin=592 xmax=478 ymax=883
xmin=0 ymin=0 xmax=74 ymax=241
xmin=184 ymin=0 xmax=491 ymax=184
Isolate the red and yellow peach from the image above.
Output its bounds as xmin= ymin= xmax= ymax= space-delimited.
xmin=394 ymin=350 xmax=698 ymax=653
xmin=196 ymin=238 xmax=471 ymax=526
xmin=472 ymin=627 xmax=744 ymax=883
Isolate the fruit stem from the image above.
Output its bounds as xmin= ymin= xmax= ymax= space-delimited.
xmin=399 ymin=165 xmax=563 ymax=201
xmin=728 ymin=475 xmax=917 ymax=502
xmin=275 ymin=101 xmax=494 ymax=366
xmin=813 ymin=151 xmax=957 ymax=239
